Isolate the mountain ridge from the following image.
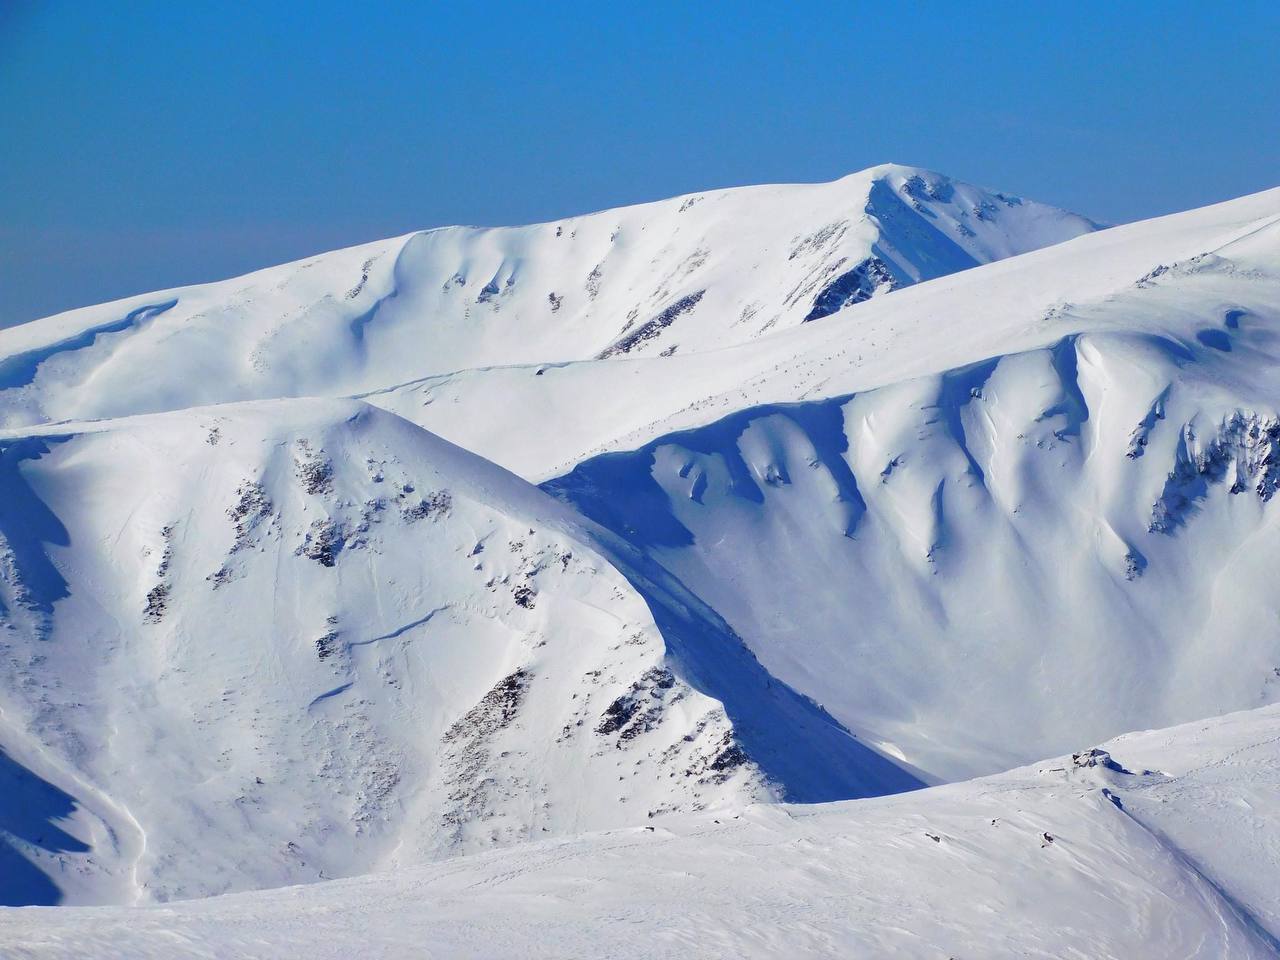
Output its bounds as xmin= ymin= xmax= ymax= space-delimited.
xmin=2 ymin=168 xmax=1279 ymax=934
xmin=0 ymin=164 xmax=1097 ymax=429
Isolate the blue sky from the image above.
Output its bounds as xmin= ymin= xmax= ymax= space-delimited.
xmin=2 ymin=1 xmax=1277 ymax=327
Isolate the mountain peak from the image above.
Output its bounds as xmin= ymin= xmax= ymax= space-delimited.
xmin=0 ymin=168 xmax=1098 ymax=430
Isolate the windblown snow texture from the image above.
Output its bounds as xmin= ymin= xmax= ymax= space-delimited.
xmin=1 ymin=163 xmax=1279 ymax=958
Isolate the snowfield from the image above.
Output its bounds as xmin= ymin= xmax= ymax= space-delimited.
xmin=4 ymin=706 xmax=1279 ymax=959
xmin=1 ymin=164 xmax=1278 ymax=956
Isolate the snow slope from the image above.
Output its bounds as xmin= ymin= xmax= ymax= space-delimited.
xmin=371 ymin=186 xmax=1280 ymax=781
xmin=0 ymin=165 xmax=1095 ymax=428
xmin=5 ymin=704 xmax=1277 ymax=959
xmin=1 ymin=164 xmax=1278 ymax=949
xmin=367 ymin=183 xmax=1280 ymax=480
xmin=0 ymin=398 xmax=915 ymax=906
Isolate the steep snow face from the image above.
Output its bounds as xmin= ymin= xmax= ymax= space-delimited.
xmin=342 ymin=187 xmax=1280 ymax=783
xmin=6 ymin=704 xmax=1278 ymax=959
xmin=0 ymin=165 xmax=1095 ymax=428
xmin=529 ymin=189 xmax=1280 ymax=782
xmin=0 ymin=399 xmax=917 ymax=906
xmin=546 ymin=330 xmax=1280 ymax=781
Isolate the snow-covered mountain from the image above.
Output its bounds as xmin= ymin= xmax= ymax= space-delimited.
xmin=358 ymin=184 xmax=1280 ymax=785
xmin=532 ymin=187 xmax=1280 ymax=781
xmin=0 ymin=398 xmax=916 ymax=905
xmin=0 ymin=165 xmax=1095 ymax=428
xmin=7 ymin=704 xmax=1279 ymax=958
xmin=2 ymin=160 xmax=1279 ymax=956
xmin=367 ymin=182 xmax=1280 ymax=480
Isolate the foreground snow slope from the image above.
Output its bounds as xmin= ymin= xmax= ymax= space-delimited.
xmin=5 ymin=705 xmax=1277 ymax=959
xmin=0 ymin=399 xmax=915 ymax=906
xmin=0 ymin=165 xmax=1094 ymax=428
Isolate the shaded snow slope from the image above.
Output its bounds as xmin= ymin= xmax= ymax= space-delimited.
xmin=362 ymin=188 xmax=1280 ymax=783
xmin=0 ymin=165 xmax=1094 ymax=428
xmin=529 ymin=187 xmax=1280 ymax=781
xmin=5 ymin=705 xmax=1277 ymax=959
xmin=0 ymin=399 xmax=916 ymax=906
xmin=545 ymin=328 xmax=1280 ymax=780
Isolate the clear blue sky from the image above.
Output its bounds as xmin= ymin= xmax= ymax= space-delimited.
xmin=2 ymin=1 xmax=1277 ymax=327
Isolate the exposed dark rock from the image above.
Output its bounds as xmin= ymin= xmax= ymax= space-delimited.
xmin=401 ymin=490 xmax=452 ymax=522
xmin=585 ymin=264 xmax=604 ymax=300
xmin=1126 ymin=391 xmax=1169 ymax=459
xmin=1150 ymin=412 xmax=1280 ymax=533
xmin=513 ymin=583 xmax=536 ymax=609
xmin=902 ymin=174 xmax=954 ymax=205
xmin=597 ymin=290 xmax=705 ymax=358
xmin=973 ymin=200 xmax=998 ymax=222
xmin=595 ymin=667 xmax=677 ymax=741
xmin=345 ymin=257 xmax=376 ymax=300
xmin=803 ymin=257 xmax=898 ymax=322
xmin=295 ymin=445 xmax=333 ymax=496
xmin=597 ymin=694 xmax=641 ymax=735
xmin=1123 ymin=550 xmax=1147 ymax=581
xmin=156 ymin=525 xmax=174 ymax=578
xmin=297 ymin=519 xmax=344 ymax=567
xmin=439 ymin=670 xmax=531 ymax=836
xmin=143 ymin=583 xmax=169 ymax=623
xmin=315 ymin=631 xmax=339 ymax=660
xmin=227 ymin=481 xmax=272 ymax=552
xmin=1136 ymin=264 xmax=1171 ymax=287
xmin=686 ymin=731 xmax=750 ymax=784
xmin=1071 ymin=748 xmax=1129 ymax=773
xmin=443 ymin=670 xmax=530 ymax=746
xmin=789 ymin=220 xmax=849 ymax=261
